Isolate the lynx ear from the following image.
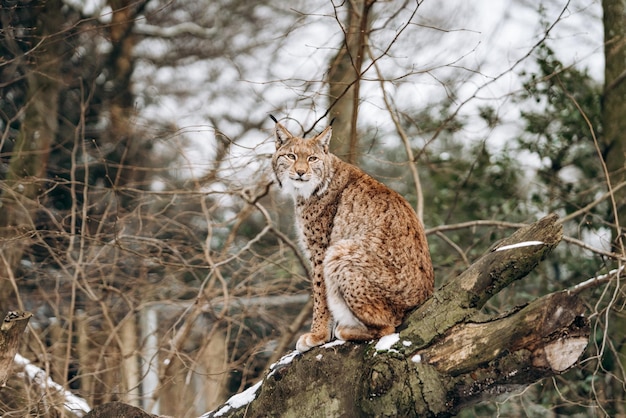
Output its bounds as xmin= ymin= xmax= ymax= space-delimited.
xmin=274 ymin=121 xmax=294 ymax=148
xmin=316 ymin=126 xmax=332 ymax=152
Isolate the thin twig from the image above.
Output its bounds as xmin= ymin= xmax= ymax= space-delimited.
xmin=368 ymin=44 xmax=424 ymax=220
xmin=559 ymin=180 xmax=626 ymax=225
xmin=265 ymin=299 xmax=313 ymax=368
xmin=434 ymin=231 xmax=470 ymax=267
xmin=562 ymin=235 xmax=626 ymax=262
xmin=425 ymin=220 xmax=526 ymax=235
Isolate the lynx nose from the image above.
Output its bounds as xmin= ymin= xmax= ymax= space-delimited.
xmin=296 ymin=169 xmax=306 ymax=178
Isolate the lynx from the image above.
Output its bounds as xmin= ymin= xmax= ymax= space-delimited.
xmin=271 ymin=118 xmax=434 ymax=352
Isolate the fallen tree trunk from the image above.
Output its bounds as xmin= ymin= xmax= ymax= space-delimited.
xmin=210 ymin=292 xmax=587 ymax=418
xmin=89 ymin=214 xmax=590 ymax=417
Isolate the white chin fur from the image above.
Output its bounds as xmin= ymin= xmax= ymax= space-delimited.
xmin=281 ymin=178 xmax=319 ymax=199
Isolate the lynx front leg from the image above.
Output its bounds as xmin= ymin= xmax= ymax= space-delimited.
xmin=296 ymin=270 xmax=333 ymax=352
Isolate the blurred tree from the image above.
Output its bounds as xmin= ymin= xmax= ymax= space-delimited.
xmin=518 ymin=43 xmax=602 ymax=220
xmin=326 ymin=0 xmax=374 ymax=163
xmin=601 ymin=0 xmax=626 ymax=414
xmin=602 ymin=0 xmax=626 ymax=250
xmin=0 ymin=0 xmax=65 ymax=314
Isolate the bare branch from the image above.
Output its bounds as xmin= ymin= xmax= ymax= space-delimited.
xmin=568 ymin=266 xmax=625 ymax=295
xmin=368 ymin=44 xmax=425 ymax=220
xmin=425 ymin=220 xmax=526 ymax=235
xmin=558 ymin=180 xmax=626 ymax=225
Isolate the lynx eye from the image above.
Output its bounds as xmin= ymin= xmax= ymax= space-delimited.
xmin=308 ymin=156 xmax=318 ymax=162
xmin=285 ymin=153 xmax=297 ymax=160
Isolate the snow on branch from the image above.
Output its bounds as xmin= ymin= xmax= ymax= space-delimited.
xmin=569 ymin=266 xmax=625 ymax=294
xmin=13 ymin=354 xmax=91 ymax=417
xmin=204 ymin=380 xmax=263 ymax=418
xmin=494 ymin=240 xmax=545 ymax=252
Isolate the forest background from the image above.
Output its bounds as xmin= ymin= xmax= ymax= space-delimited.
xmin=0 ymin=0 xmax=625 ymax=416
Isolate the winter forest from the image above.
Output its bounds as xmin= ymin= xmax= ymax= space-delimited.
xmin=0 ymin=0 xmax=625 ymax=416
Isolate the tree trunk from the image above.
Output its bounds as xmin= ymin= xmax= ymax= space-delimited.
xmin=601 ymin=1 xmax=626 ymax=414
xmin=327 ymin=0 xmax=374 ymax=164
xmin=102 ymin=0 xmax=149 ymax=204
xmin=602 ymin=0 xmax=626 ymax=249
xmin=92 ymin=214 xmax=591 ymax=417
xmin=0 ymin=0 xmax=64 ymax=314
xmin=0 ymin=311 xmax=32 ymax=386
xmin=120 ymin=315 xmax=141 ymax=406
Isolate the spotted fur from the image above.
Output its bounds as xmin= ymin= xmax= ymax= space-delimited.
xmin=272 ymin=120 xmax=434 ymax=352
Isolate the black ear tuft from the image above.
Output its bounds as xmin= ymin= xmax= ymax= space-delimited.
xmin=317 ymin=126 xmax=332 ymax=151
xmin=330 ymin=117 xmax=337 ymax=126
xmin=274 ymin=119 xmax=294 ymax=148
xmin=269 ymin=114 xmax=278 ymax=123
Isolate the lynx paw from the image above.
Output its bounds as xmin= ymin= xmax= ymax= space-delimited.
xmin=335 ymin=324 xmax=395 ymax=342
xmin=296 ymin=332 xmax=328 ymax=352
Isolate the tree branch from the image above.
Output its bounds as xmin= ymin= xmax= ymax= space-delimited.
xmin=400 ymin=213 xmax=562 ymax=348
xmin=134 ymin=22 xmax=218 ymax=38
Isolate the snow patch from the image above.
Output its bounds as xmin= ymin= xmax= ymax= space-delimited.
xmin=210 ymin=380 xmax=263 ymax=417
xmin=375 ymin=333 xmax=400 ymax=351
xmin=267 ymin=350 xmax=300 ymax=378
xmin=322 ymin=339 xmax=346 ymax=349
xmin=315 ymin=354 xmax=323 ymax=361
xmin=411 ymin=354 xmax=422 ymax=363
xmin=402 ymin=340 xmax=412 ymax=347
xmin=270 ymin=350 xmax=300 ymax=370
xmin=495 ymin=241 xmax=544 ymax=252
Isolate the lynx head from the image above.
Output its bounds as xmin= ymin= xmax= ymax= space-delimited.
xmin=271 ymin=118 xmax=333 ymax=199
